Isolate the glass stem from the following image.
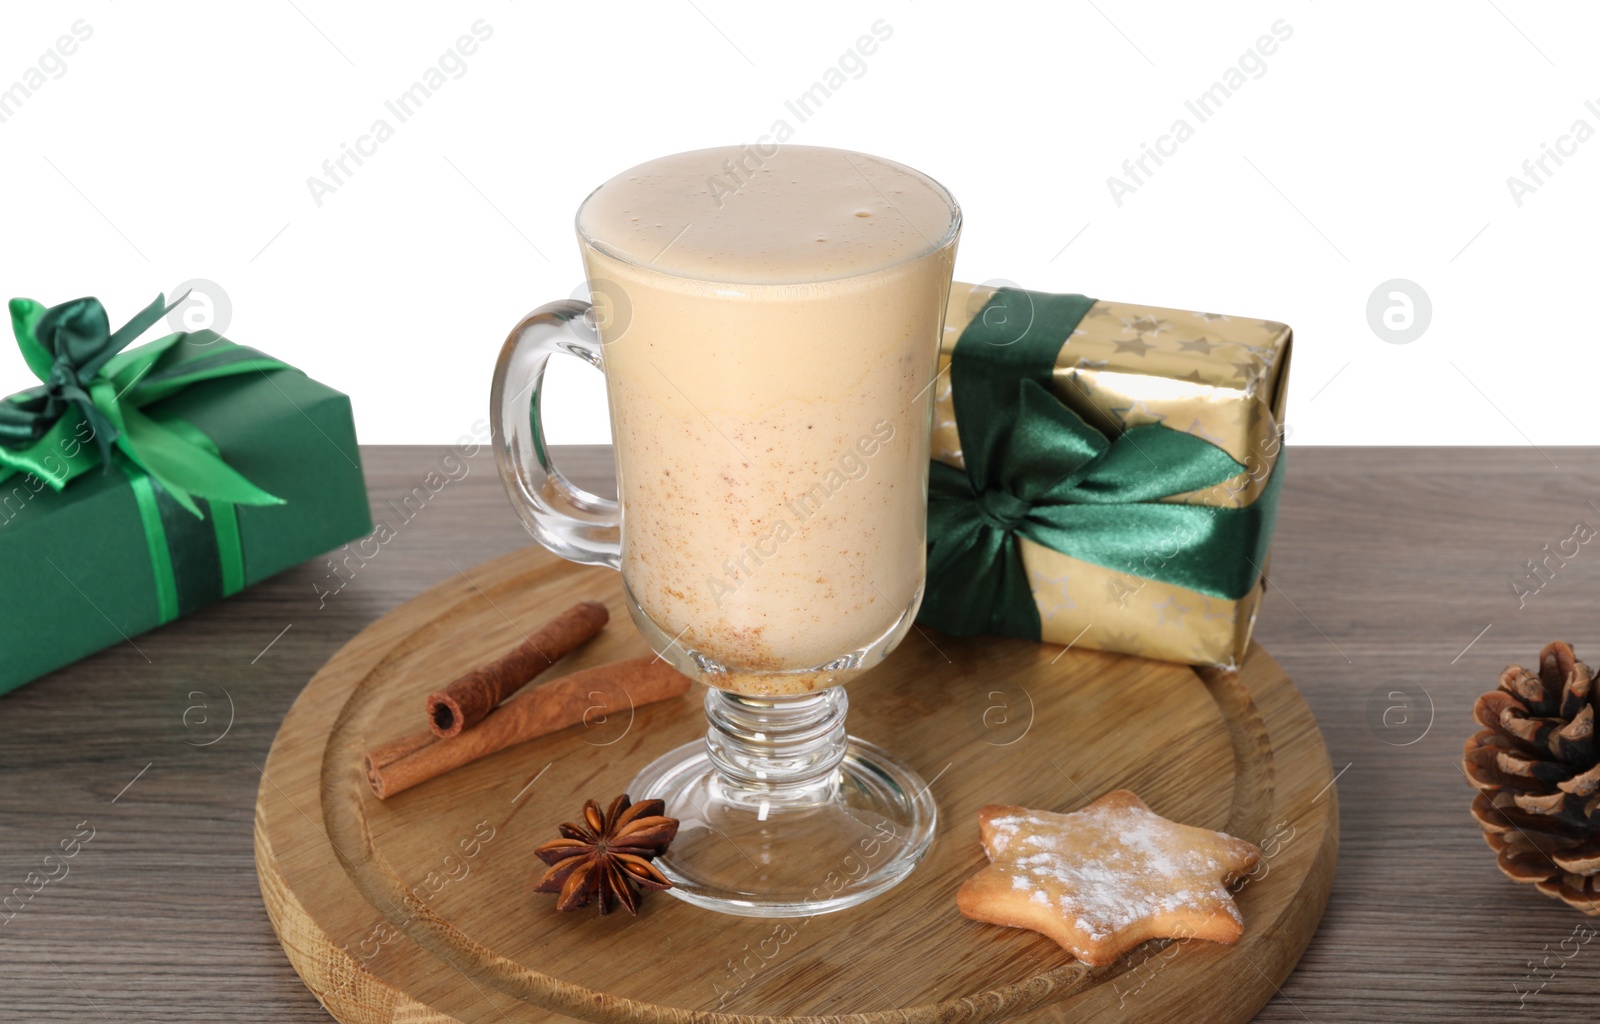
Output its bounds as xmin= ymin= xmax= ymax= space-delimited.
xmin=703 ymin=688 xmax=849 ymax=808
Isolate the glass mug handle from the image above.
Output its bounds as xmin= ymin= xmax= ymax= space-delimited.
xmin=489 ymin=299 xmax=621 ymax=569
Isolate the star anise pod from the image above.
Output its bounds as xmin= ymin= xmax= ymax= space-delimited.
xmin=533 ymin=794 xmax=677 ymax=915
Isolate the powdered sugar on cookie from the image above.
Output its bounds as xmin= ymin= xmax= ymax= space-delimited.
xmin=956 ymin=790 xmax=1261 ymax=965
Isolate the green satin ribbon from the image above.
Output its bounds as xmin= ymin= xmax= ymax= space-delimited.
xmin=163 ymin=416 xmax=249 ymax=604
xmin=919 ymin=287 xmax=1283 ymax=641
xmin=118 ymin=457 xmax=181 ymax=621
xmin=2 ymin=294 xmax=288 ymax=623
xmin=0 ymin=294 xmax=288 ymax=514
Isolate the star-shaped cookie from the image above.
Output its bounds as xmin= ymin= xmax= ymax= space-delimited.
xmin=955 ymin=790 xmax=1261 ymax=966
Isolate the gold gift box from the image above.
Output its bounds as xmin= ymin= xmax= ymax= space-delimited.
xmin=931 ymin=282 xmax=1292 ymax=667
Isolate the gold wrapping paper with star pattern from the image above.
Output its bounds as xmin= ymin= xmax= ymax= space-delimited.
xmin=932 ymin=282 xmax=1292 ymax=667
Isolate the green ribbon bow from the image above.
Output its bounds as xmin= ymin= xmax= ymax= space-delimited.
xmin=1 ymin=294 xmax=292 ymax=623
xmin=0 ymin=294 xmax=288 ymax=515
xmin=919 ymin=288 xmax=1282 ymax=641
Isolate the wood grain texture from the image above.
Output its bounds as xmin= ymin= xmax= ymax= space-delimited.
xmin=6 ymin=445 xmax=1600 ymax=1022
xmin=254 ymin=547 xmax=1334 ymax=1024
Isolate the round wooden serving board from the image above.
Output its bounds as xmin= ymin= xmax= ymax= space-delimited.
xmin=256 ymin=547 xmax=1338 ymax=1024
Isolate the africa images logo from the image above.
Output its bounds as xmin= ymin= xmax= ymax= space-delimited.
xmin=1105 ymin=20 xmax=1294 ymax=207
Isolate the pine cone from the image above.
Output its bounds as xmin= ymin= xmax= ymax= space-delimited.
xmin=1465 ymin=641 xmax=1600 ymax=915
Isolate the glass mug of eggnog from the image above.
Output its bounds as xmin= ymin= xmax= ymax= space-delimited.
xmin=491 ymin=145 xmax=959 ymax=916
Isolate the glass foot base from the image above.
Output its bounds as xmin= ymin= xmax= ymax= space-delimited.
xmin=628 ymin=736 xmax=937 ymax=918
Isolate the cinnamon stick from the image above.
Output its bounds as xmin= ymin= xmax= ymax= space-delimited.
xmin=425 ymin=600 xmax=609 ymax=738
xmin=367 ymin=656 xmax=691 ymax=800
xmin=361 ymin=728 xmax=435 ymax=772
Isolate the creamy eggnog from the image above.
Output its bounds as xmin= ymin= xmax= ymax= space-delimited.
xmin=576 ymin=146 xmax=958 ymax=695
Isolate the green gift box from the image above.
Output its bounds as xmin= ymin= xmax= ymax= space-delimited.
xmin=0 ymin=294 xmax=372 ymax=695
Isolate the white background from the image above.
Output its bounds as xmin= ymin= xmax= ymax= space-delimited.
xmin=0 ymin=0 xmax=1594 ymax=448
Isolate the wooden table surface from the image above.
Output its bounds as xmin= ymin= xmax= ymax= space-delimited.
xmin=3 ymin=444 xmax=1596 ymax=1022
